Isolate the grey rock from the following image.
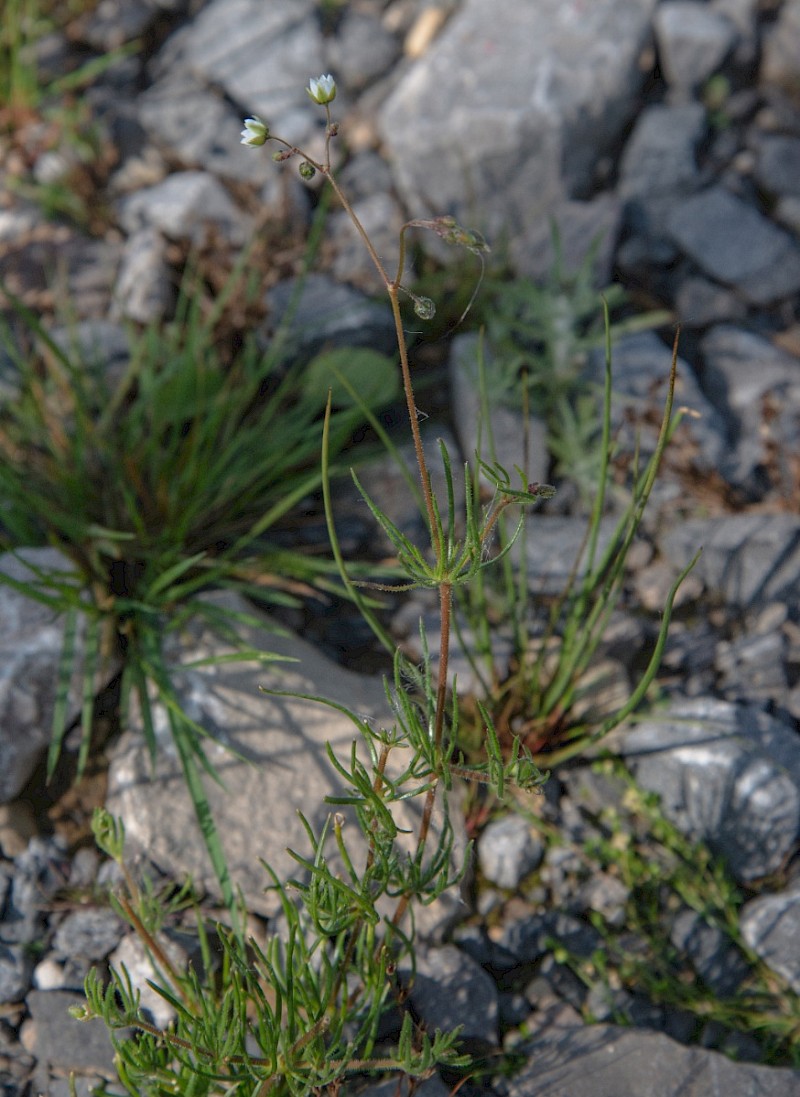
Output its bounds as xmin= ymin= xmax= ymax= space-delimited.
xmin=740 ymin=883 xmax=800 ymax=993
xmin=0 ymin=201 xmax=41 ymax=243
xmin=620 ymin=698 xmax=800 ymax=882
xmin=262 ymin=273 xmax=396 ymax=359
xmin=329 ymin=191 xmax=407 ymax=294
xmin=326 ymin=9 xmax=401 ymax=93
xmin=0 ymin=549 xmax=97 ymax=804
xmin=501 ymin=911 xmax=600 ymax=965
xmin=77 ymin=0 xmax=172 ymax=51
xmin=0 ymin=943 xmax=33 ymax=1003
xmin=666 ymin=186 xmax=800 ymax=305
xmin=117 ymin=170 xmax=250 ymax=247
xmin=712 ymin=0 xmax=759 ymax=67
xmin=572 ymin=872 xmax=630 ymax=927
xmin=518 ymin=515 xmax=620 ymax=596
xmin=755 ymin=135 xmax=800 ymax=197
xmin=559 ymin=764 xmax=628 ymax=818
xmin=48 ymin=319 xmax=131 ymax=401
xmin=26 ymin=988 xmax=118 ymax=1077
xmin=619 ymin=103 xmax=707 ymax=203
xmin=507 ymin=1011 xmax=800 ymax=1096
xmin=477 ymin=814 xmax=544 ymax=890
xmin=699 ymin=325 xmax=800 ymax=488
xmin=355 ymin=1075 xmax=450 ymax=1097
xmin=716 ymin=629 xmax=789 ymax=704
xmin=66 ymin=237 xmax=124 ymax=321
xmin=761 ymin=0 xmax=800 ymax=99
xmin=337 ymin=151 xmax=395 ymax=204
xmin=51 ymin=908 xmax=124 ymax=963
xmin=619 ymin=103 xmax=707 ymax=256
xmin=108 ymin=933 xmax=189 ymax=1029
xmin=403 ymin=944 xmax=499 ymax=1046
xmin=379 ymin=0 xmax=657 ymax=275
xmin=111 ymin=227 xmax=174 ymax=324
xmin=674 ymin=275 xmax=747 ymax=328
xmin=175 ymin=0 xmax=325 ymax=146
xmin=776 ymin=195 xmax=800 ymax=235
xmin=661 ymin=513 xmax=800 ymax=610
xmin=449 ymin=333 xmax=549 ymax=494
xmin=106 ymin=591 xmax=466 ymax=935
xmin=670 ymin=908 xmax=750 ymax=996
xmin=585 ymin=331 xmax=729 ymax=472
xmin=0 ymin=1021 xmax=34 ymax=1091
xmin=353 ymin=428 xmax=467 ymax=565
xmin=512 ymin=193 xmax=622 ymax=284
xmin=451 ymin=924 xmax=521 ymax=978
xmin=137 ymin=71 xmax=273 ymax=186
xmin=654 ymin=2 xmax=739 ymax=92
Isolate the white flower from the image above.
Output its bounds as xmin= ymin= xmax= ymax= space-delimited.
xmin=306 ymin=74 xmax=336 ymax=105
xmin=240 ymin=116 xmax=269 ymax=147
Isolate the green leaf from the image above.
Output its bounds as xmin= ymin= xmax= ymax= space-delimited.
xmin=303 ymin=347 xmax=399 ymax=409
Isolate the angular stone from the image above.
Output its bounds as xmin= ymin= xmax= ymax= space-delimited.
xmin=111 ymin=228 xmax=174 ymax=324
xmin=76 ymin=0 xmax=168 ymax=51
xmin=478 ymin=814 xmax=544 ymax=890
xmin=0 ymin=943 xmax=32 ymax=1003
xmin=667 ymin=187 xmax=800 ymax=306
xmin=518 ymin=515 xmax=620 ymax=596
xmin=117 ymin=171 xmax=250 ymax=247
xmin=501 ymin=911 xmax=601 ymax=965
xmin=507 ymin=1011 xmax=800 ymax=1096
xmin=137 ymin=71 xmax=274 ymax=186
xmin=108 ymin=933 xmax=189 ymax=1029
xmin=761 ymin=0 xmax=800 ymax=100
xmin=740 ymin=884 xmax=800 ymax=993
xmin=449 ymin=332 xmax=549 ymax=495
xmin=619 ymin=103 xmax=707 ymax=201
xmin=698 ymin=325 xmax=800 ymax=492
xmin=585 ymin=330 xmax=729 ymax=473
xmin=379 ymin=0 xmax=657 ymax=275
xmin=661 ymin=513 xmax=800 ymax=610
xmin=403 ymin=945 xmax=499 ymax=1046
xmin=51 ymin=908 xmax=124 ymax=962
xmin=326 ymin=9 xmax=401 ymax=93
xmin=755 ymin=135 xmax=800 ymax=198
xmin=654 ymin=2 xmax=739 ymax=91
xmin=106 ymin=592 xmax=466 ymax=933
xmin=670 ymin=908 xmax=750 ymax=996
xmin=177 ymin=0 xmax=325 ymax=145
xmin=262 ymin=273 xmax=397 ymax=359
xmin=328 ymin=192 xmax=407 ymax=294
xmin=0 ymin=549 xmax=98 ymax=803
xmin=26 ymin=989 xmax=118 ymax=1077
xmin=620 ymin=698 xmax=800 ymax=882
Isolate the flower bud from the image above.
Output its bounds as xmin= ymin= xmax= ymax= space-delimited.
xmin=306 ymin=73 xmax=337 ymax=105
xmin=299 ymin=161 xmax=316 ymax=180
xmin=240 ymin=116 xmax=269 ymax=148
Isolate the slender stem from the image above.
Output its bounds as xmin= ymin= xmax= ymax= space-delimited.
xmin=325 ymin=173 xmax=391 ymax=289
xmin=322 ymin=173 xmax=439 ymax=556
xmin=434 ymin=582 xmax=452 ymax=752
xmin=387 ymin=285 xmax=440 ymax=556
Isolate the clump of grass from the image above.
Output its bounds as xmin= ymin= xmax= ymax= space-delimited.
xmin=454 ymin=316 xmax=698 ymax=767
xmin=0 ymin=249 xmax=397 ymax=916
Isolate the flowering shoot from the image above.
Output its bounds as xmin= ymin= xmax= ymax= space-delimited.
xmin=240 ymin=116 xmax=269 ymax=148
xmin=307 ymin=73 xmax=337 ymax=105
